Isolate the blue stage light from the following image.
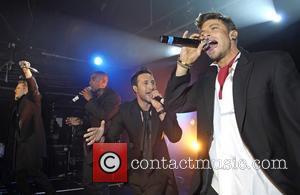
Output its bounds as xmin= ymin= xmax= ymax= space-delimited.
xmin=94 ymin=56 xmax=103 ymax=66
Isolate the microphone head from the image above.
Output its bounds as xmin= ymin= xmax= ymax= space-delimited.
xmin=154 ymin=96 xmax=164 ymax=104
xmin=19 ymin=60 xmax=31 ymax=68
xmin=154 ymin=96 xmax=162 ymax=102
xmin=160 ymin=35 xmax=168 ymax=43
xmin=29 ymin=67 xmax=39 ymax=73
xmin=72 ymin=95 xmax=80 ymax=102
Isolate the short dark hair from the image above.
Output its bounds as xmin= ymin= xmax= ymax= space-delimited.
xmin=18 ymin=79 xmax=27 ymax=87
xmin=130 ymin=67 xmax=153 ymax=86
xmin=195 ymin=12 xmax=237 ymax=31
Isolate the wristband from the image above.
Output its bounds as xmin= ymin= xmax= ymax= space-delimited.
xmin=177 ymin=57 xmax=192 ymax=69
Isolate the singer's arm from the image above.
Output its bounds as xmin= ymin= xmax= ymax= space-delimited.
xmin=22 ymin=67 xmax=42 ymax=106
xmin=175 ymin=31 xmax=205 ymax=76
xmin=160 ymin=111 xmax=182 ymax=143
xmin=84 ymin=108 xmax=124 ymax=144
xmin=272 ymin=52 xmax=300 ymax=166
xmin=165 ymin=68 xmax=205 ymax=113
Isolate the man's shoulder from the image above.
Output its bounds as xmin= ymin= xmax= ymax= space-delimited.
xmin=103 ymin=87 xmax=121 ymax=101
xmin=105 ymin=87 xmax=119 ymax=96
xmin=120 ymin=100 xmax=136 ymax=109
xmin=250 ymin=50 xmax=289 ymax=59
xmin=243 ymin=50 xmax=292 ymax=69
xmin=114 ymin=100 xmax=137 ymax=119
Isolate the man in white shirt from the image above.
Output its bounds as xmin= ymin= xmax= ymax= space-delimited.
xmin=165 ymin=12 xmax=300 ymax=195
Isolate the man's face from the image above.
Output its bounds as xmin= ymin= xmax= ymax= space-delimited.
xmin=200 ymin=19 xmax=236 ymax=61
xmin=14 ymin=83 xmax=27 ymax=100
xmin=89 ymin=74 xmax=103 ymax=91
xmin=134 ymin=73 xmax=156 ymax=103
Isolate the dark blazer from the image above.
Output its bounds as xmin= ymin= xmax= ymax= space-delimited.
xmin=165 ymin=50 xmax=300 ymax=195
xmin=84 ymin=87 xmax=121 ymax=127
xmin=106 ymin=99 xmax=182 ymax=166
xmin=5 ymin=77 xmax=47 ymax=171
xmin=83 ymin=87 xmax=121 ymax=163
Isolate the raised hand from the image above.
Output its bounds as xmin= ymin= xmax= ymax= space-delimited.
xmin=19 ymin=60 xmax=31 ymax=69
xmin=19 ymin=60 xmax=32 ymax=78
xmin=179 ymin=31 xmax=206 ymax=65
xmin=83 ymin=120 xmax=105 ymax=146
xmin=176 ymin=31 xmax=207 ymax=77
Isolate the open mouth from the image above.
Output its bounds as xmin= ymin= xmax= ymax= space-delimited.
xmin=145 ymin=92 xmax=153 ymax=97
xmin=203 ymin=39 xmax=218 ymax=52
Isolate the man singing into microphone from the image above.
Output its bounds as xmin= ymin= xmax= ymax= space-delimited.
xmin=3 ymin=61 xmax=54 ymax=194
xmin=164 ymin=12 xmax=300 ymax=195
xmin=83 ymin=68 xmax=182 ymax=195
xmin=66 ymin=71 xmax=120 ymax=195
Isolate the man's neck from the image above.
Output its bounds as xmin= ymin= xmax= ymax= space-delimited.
xmin=216 ymin=47 xmax=239 ymax=68
xmin=137 ymin=98 xmax=151 ymax=111
xmin=95 ymin=88 xmax=105 ymax=97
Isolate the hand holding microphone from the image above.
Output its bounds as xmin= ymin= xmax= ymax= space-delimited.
xmin=178 ymin=31 xmax=208 ymax=65
xmin=150 ymin=90 xmax=165 ymax=115
xmin=19 ymin=60 xmax=32 ymax=78
xmin=161 ymin=31 xmax=208 ymax=76
xmin=19 ymin=60 xmax=39 ymax=73
xmin=160 ymin=31 xmax=208 ymax=67
xmin=151 ymin=90 xmax=164 ymax=104
xmin=72 ymin=86 xmax=92 ymax=102
xmin=80 ymin=86 xmax=93 ymax=101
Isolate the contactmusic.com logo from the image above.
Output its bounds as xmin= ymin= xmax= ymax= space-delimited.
xmin=93 ymin=143 xmax=127 ymax=182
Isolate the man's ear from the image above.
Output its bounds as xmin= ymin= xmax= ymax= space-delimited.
xmin=132 ymin=85 xmax=137 ymax=93
xmin=230 ymin=30 xmax=238 ymax=40
xmin=23 ymin=85 xmax=28 ymax=94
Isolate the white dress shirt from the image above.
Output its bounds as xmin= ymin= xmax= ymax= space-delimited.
xmin=209 ymin=53 xmax=282 ymax=195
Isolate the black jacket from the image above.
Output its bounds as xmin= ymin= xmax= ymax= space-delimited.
xmin=83 ymin=87 xmax=121 ymax=163
xmin=5 ymin=77 xmax=47 ymax=171
xmin=106 ymin=99 xmax=182 ymax=167
xmin=165 ymin=50 xmax=300 ymax=195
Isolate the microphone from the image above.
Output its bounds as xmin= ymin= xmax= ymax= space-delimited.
xmin=28 ymin=67 xmax=39 ymax=73
xmin=160 ymin=35 xmax=201 ymax=48
xmin=18 ymin=61 xmax=39 ymax=73
xmin=154 ymin=96 xmax=164 ymax=104
xmin=72 ymin=86 xmax=92 ymax=103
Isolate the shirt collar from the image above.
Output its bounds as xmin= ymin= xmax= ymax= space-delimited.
xmin=210 ymin=52 xmax=241 ymax=72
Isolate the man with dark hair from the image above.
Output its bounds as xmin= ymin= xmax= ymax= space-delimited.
xmin=84 ymin=68 xmax=182 ymax=195
xmin=194 ymin=12 xmax=237 ymax=32
xmin=130 ymin=68 xmax=153 ymax=86
xmin=165 ymin=12 xmax=300 ymax=195
xmin=66 ymin=71 xmax=120 ymax=195
xmin=4 ymin=61 xmax=54 ymax=194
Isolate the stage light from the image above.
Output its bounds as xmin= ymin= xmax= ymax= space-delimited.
xmin=190 ymin=119 xmax=195 ymax=126
xmin=265 ymin=10 xmax=282 ymax=23
xmin=167 ymin=46 xmax=181 ymax=56
xmin=272 ymin=13 xmax=282 ymax=23
xmin=191 ymin=140 xmax=201 ymax=152
xmin=93 ymin=56 xmax=103 ymax=66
